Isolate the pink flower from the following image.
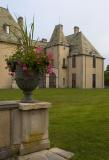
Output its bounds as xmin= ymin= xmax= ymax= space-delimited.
xmin=22 ymin=64 xmax=28 ymax=71
xmin=47 ymin=51 xmax=53 ymax=60
xmin=36 ymin=47 xmax=43 ymax=53
xmin=47 ymin=64 xmax=54 ymax=74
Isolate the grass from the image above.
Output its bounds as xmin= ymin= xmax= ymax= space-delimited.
xmin=0 ymin=88 xmax=109 ymax=160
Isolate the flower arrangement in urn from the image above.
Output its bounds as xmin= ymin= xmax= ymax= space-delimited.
xmin=6 ymin=20 xmax=53 ymax=103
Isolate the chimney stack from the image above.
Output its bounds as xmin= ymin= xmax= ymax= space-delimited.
xmin=18 ymin=17 xmax=23 ymax=28
xmin=55 ymin=24 xmax=63 ymax=32
xmin=74 ymin=26 xmax=79 ymax=35
xmin=42 ymin=38 xmax=47 ymax=42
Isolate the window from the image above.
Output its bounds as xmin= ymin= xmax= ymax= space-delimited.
xmin=92 ymin=74 xmax=96 ymax=88
xmin=72 ymin=73 xmax=76 ymax=88
xmin=3 ymin=24 xmax=10 ymax=34
xmin=62 ymin=58 xmax=67 ymax=68
xmin=49 ymin=73 xmax=56 ymax=88
xmin=63 ymin=78 xmax=65 ymax=85
xmin=63 ymin=58 xmax=65 ymax=67
xmin=69 ymin=47 xmax=72 ymax=53
xmin=38 ymin=74 xmax=46 ymax=88
xmin=93 ymin=55 xmax=96 ymax=68
xmin=72 ymin=55 xmax=76 ymax=68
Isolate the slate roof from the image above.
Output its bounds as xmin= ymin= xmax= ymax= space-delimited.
xmin=47 ymin=24 xmax=103 ymax=58
xmin=66 ymin=32 xmax=82 ymax=55
xmin=66 ymin=31 xmax=103 ymax=58
xmin=0 ymin=7 xmax=48 ymax=48
xmin=0 ymin=7 xmax=20 ymax=44
xmin=0 ymin=7 xmax=104 ymax=58
xmin=47 ymin=24 xmax=69 ymax=47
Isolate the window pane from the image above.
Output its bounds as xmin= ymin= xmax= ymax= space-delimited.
xmin=3 ymin=25 xmax=10 ymax=34
xmin=72 ymin=73 xmax=76 ymax=88
xmin=93 ymin=56 xmax=96 ymax=68
xmin=72 ymin=56 xmax=76 ymax=68
xmin=63 ymin=58 xmax=65 ymax=67
xmin=92 ymin=74 xmax=96 ymax=88
xmin=6 ymin=26 xmax=10 ymax=34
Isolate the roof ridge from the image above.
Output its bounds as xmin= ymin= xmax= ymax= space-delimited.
xmin=80 ymin=32 xmax=103 ymax=58
xmin=66 ymin=34 xmax=74 ymax=37
xmin=0 ymin=7 xmax=9 ymax=10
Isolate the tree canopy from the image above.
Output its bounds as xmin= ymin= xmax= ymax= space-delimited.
xmin=104 ymin=65 xmax=109 ymax=87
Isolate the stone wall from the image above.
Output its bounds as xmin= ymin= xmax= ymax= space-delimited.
xmin=68 ymin=55 xmax=104 ymax=88
xmin=0 ymin=101 xmax=51 ymax=159
xmin=83 ymin=56 xmax=104 ymax=88
xmin=68 ymin=55 xmax=83 ymax=88
xmin=0 ymin=42 xmax=17 ymax=89
xmin=46 ymin=45 xmax=69 ymax=88
xmin=58 ymin=46 xmax=69 ymax=88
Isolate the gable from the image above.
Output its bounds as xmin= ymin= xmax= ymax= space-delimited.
xmin=66 ymin=31 xmax=104 ymax=58
xmin=81 ymin=33 xmax=103 ymax=58
xmin=0 ymin=7 xmax=20 ymax=44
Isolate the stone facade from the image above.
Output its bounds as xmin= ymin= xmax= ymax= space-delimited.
xmin=68 ymin=55 xmax=104 ymax=88
xmin=0 ymin=7 xmax=104 ymax=89
xmin=0 ymin=42 xmax=17 ymax=88
xmin=46 ymin=24 xmax=104 ymax=88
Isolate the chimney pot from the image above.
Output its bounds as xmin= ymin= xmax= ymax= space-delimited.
xmin=42 ymin=38 xmax=47 ymax=42
xmin=18 ymin=17 xmax=23 ymax=27
xmin=74 ymin=26 xmax=79 ymax=34
xmin=56 ymin=24 xmax=63 ymax=31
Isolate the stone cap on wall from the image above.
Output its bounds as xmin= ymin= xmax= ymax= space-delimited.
xmin=0 ymin=101 xmax=51 ymax=110
xmin=19 ymin=102 xmax=52 ymax=110
xmin=0 ymin=101 xmax=19 ymax=110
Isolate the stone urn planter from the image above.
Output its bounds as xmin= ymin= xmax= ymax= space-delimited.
xmin=5 ymin=20 xmax=53 ymax=103
xmin=15 ymin=65 xmax=39 ymax=103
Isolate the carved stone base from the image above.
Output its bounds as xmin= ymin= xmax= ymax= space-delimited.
xmin=19 ymin=139 xmax=50 ymax=156
xmin=17 ymin=102 xmax=51 ymax=155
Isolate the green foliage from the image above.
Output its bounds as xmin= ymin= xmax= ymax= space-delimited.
xmin=104 ymin=65 xmax=109 ymax=87
xmin=106 ymin=65 xmax=109 ymax=71
xmin=5 ymin=19 xmax=51 ymax=74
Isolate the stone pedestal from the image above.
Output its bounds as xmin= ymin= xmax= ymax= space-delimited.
xmin=13 ymin=102 xmax=51 ymax=155
xmin=0 ymin=101 xmax=51 ymax=159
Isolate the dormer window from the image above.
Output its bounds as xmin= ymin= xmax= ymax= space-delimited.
xmin=3 ymin=24 xmax=10 ymax=34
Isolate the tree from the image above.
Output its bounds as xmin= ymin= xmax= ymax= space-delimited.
xmin=104 ymin=65 xmax=109 ymax=87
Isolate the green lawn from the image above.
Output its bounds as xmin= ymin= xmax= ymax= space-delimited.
xmin=0 ymin=88 xmax=109 ymax=160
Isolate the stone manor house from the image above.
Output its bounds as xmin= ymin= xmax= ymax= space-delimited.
xmin=0 ymin=7 xmax=104 ymax=88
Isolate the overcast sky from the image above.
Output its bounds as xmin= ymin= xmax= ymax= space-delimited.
xmin=0 ymin=0 xmax=109 ymax=67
